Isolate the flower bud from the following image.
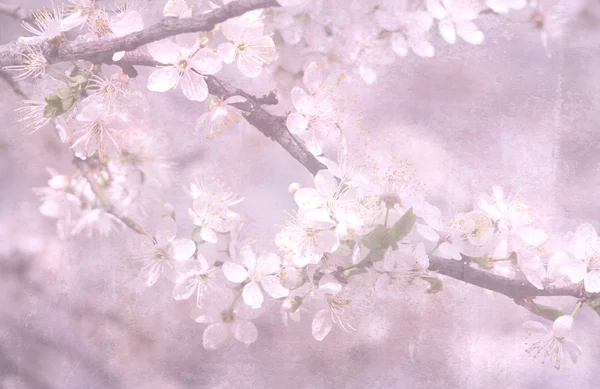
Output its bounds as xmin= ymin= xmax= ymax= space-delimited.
xmin=288 ymin=183 xmax=301 ymax=195
xmin=552 ymin=315 xmax=573 ymax=339
xmin=282 ymin=296 xmax=302 ymax=314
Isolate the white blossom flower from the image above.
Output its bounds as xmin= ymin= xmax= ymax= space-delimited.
xmin=275 ymin=208 xmax=340 ymax=268
xmin=2 ymin=45 xmax=48 ymax=81
xmin=222 ymin=248 xmax=289 ymax=309
xmin=187 ymin=175 xmax=243 ymax=243
xmin=132 ymin=217 xmax=196 ymax=286
xmin=475 ymin=186 xmax=531 ymax=232
xmin=147 ymin=35 xmax=223 ymax=101
xmin=426 ymin=0 xmax=484 ymax=45
xmin=86 ymin=72 xmax=132 ymax=114
xmin=164 ymin=0 xmax=193 ymax=18
xmin=374 ymin=242 xmax=430 ymax=297
xmin=217 ymin=12 xmax=278 ymax=77
xmin=373 ymin=3 xmax=435 ymax=58
xmin=486 ymin=0 xmax=526 ymax=14
xmin=19 ymin=1 xmax=87 ymax=45
xmin=195 ymin=95 xmax=244 ymax=139
xmin=70 ymin=208 xmax=125 ymax=237
xmin=195 ymin=300 xmax=264 ymax=350
xmin=310 ymin=274 xmax=375 ymax=341
xmin=523 ymin=315 xmax=582 ymax=370
xmin=70 ymin=103 xmax=125 ymax=159
xmin=173 ymin=251 xmax=225 ymax=307
xmin=561 ymin=223 xmax=600 ymax=293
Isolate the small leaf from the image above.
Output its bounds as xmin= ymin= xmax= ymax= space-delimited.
xmin=361 ymin=225 xmax=389 ymax=251
xmin=421 ymin=276 xmax=443 ymax=294
xmin=55 ymin=86 xmax=73 ymax=99
xmin=469 ymin=256 xmax=494 ymax=270
xmin=520 ymin=299 xmax=564 ymax=321
xmin=387 ymin=207 xmax=416 ymax=244
xmin=43 ymin=103 xmax=62 ymax=118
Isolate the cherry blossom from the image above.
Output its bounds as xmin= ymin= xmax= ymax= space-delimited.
xmin=163 ymin=0 xmax=193 ymax=18
xmin=222 ymin=248 xmax=289 ymax=309
xmin=70 ymin=103 xmax=125 ymax=159
xmin=173 ymin=251 xmax=225 ymax=307
xmin=147 ymin=35 xmax=223 ymax=102
xmin=133 ymin=217 xmax=197 ymax=286
xmin=523 ymin=315 xmax=582 ymax=370
xmin=426 ymin=0 xmax=484 ymax=45
xmin=19 ymin=1 xmax=87 ymax=45
xmin=561 ymin=223 xmax=600 ymax=293
xmin=217 ymin=11 xmax=278 ymax=77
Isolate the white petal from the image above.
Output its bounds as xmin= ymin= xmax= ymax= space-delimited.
xmin=147 ymin=39 xmax=180 ymax=64
xmin=243 ymin=281 xmax=264 ymax=308
xmin=438 ymin=19 xmax=456 ymax=44
xmin=155 ymin=216 xmax=177 ymax=245
xmin=173 ymin=278 xmax=196 ymax=300
xmin=316 ymin=230 xmax=340 ymax=253
xmin=294 ymin=188 xmax=324 ymax=209
xmin=312 ymin=309 xmax=333 ymax=341
xmin=112 ymin=51 xmax=125 ymax=61
xmin=200 ymin=227 xmax=218 ymax=243
xmin=562 ymin=339 xmax=583 ymax=364
xmin=523 ymin=321 xmax=548 ymax=333
xmin=260 ymin=275 xmax=289 ymax=299
xmin=256 ymin=253 xmax=281 ymax=275
xmin=222 ymin=262 xmax=249 ymax=283
xmin=408 ymin=37 xmax=435 ymax=58
xmin=147 ymin=67 xmax=179 ymax=92
xmin=584 ymin=271 xmax=600 ymax=293
xmin=217 ymin=43 xmax=237 ymax=64
xmin=391 ymin=33 xmax=408 ymax=57
xmin=456 ymin=21 xmax=484 ymax=45
xmin=236 ymin=36 xmax=276 ymax=78
xmin=438 ymin=242 xmax=462 ymax=260
xmin=426 ymin=0 xmax=448 ymax=19
xmin=314 ymin=170 xmax=338 ymax=197
xmin=203 ymin=323 xmax=230 ymax=350
xmin=181 ymin=71 xmax=209 ymax=102
xmin=291 ymin=87 xmax=316 ymax=116
xmin=170 ymin=238 xmax=196 ymax=261
xmin=232 ymin=319 xmax=258 ymax=344
xmin=286 ymin=112 xmax=309 ymax=135
xmin=302 ymin=62 xmax=325 ymax=94
xmin=110 ymin=10 xmax=144 ymax=37
xmin=192 ymin=48 xmax=223 ymax=75
xmin=61 ymin=11 xmax=87 ymax=31
xmin=164 ymin=0 xmax=192 ymax=18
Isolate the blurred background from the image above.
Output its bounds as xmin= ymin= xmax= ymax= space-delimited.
xmin=1 ymin=0 xmax=600 ymax=388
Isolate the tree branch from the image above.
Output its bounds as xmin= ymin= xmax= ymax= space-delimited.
xmin=0 ymin=0 xmax=278 ymax=68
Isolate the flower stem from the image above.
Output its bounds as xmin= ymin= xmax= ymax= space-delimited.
xmin=571 ymin=300 xmax=584 ymax=317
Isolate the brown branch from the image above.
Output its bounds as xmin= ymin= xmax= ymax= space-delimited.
xmin=0 ymin=2 xmax=32 ymax=23
xmin=73 ymin=156 xmax=155 ymax=241
xmin=0 ymin=0 xmax=278 ymax=68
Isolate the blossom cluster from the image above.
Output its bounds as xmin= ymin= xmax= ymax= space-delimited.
xmin=10 ymin=0 xmax=596 ymax=371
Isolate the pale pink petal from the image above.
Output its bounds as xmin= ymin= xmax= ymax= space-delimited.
xmin=314 ymin=170 xmax=338 ymax=197
xmin=456 ymin=21 xmax=484 ymax=45
xmin=584 ymin=271 xmax=600 ymax=293
xmin=173 ymin=278 xmax=196 ymax=300
xmin=200 ymin=227 xmax=218 ymax=243
xmin=256 ymin=253 xmax=281 ymax=275
xmin=260 ymin=275 xmax=289 ymax=299
xmin=232 ymin=319 xmax=258 ymax=344
xmin=155 ymin=216 xmax=177 ymax=245
xmin=294 ymin=188 xmax=324 ymax=209
xmin=391 ymin=33 xmax=408 ymax=57
xmin=438 ymin=241 xmax=462 ymax=260
xmin=181 ymin=71 xmax=209 ymax=102
xmin=438 ymin=19 xmax=456 ymax=44
xmin=217 ymin=43 xmax=236 ymax=64
xmin=147 ymin=67 xmax=179 ymax=92
xmin=222 ymin=262 xmax=249 ymax=283
xmin=170 ymin=238 xmax=196 ymax=261
xmin=316 ymin=230 xmax=340 ymax=253
xmin=243 ymin=281 xmax=264 ymax=308
xmin=286 ymin=112 xmax=309 ymax=135
xmin=302 ymin=62 xmax=325 ymax=94
xmin=110 ymin=10 xmax=144 ymax=37
xmin=312 ymin=309 xmax=333 ymax=341
xmin=147 ymin=39 xmax=180 ymax=64
xmin=203 ymin=323 xmax=230 ymax=350
xmin=291 ymin=87 xmax=316 ymax=116
xmin=191 ymin=48 xmax=223 ymax=75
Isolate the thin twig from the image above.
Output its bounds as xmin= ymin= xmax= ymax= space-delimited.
xmin=73 ymin=156 xmax=155 ymax=241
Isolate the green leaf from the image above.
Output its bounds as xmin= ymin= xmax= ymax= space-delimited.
xmin=361 ymin=224 xmax=389 ymax=251
xmin=421 ymin=276 xmax=443 ymax=294
xmin=43 ymin=103 xmax=62 ymax=118
xmin=521 ymin=299 xmax=564 ymax=321
xmin=55 ymin=86 xmax=72 ymax=99
xmin=387 ymin=207 xmax=416 ymax=245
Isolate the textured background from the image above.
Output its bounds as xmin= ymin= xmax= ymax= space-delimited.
xmin=1 ymin=1 xmax=600 ymax=388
